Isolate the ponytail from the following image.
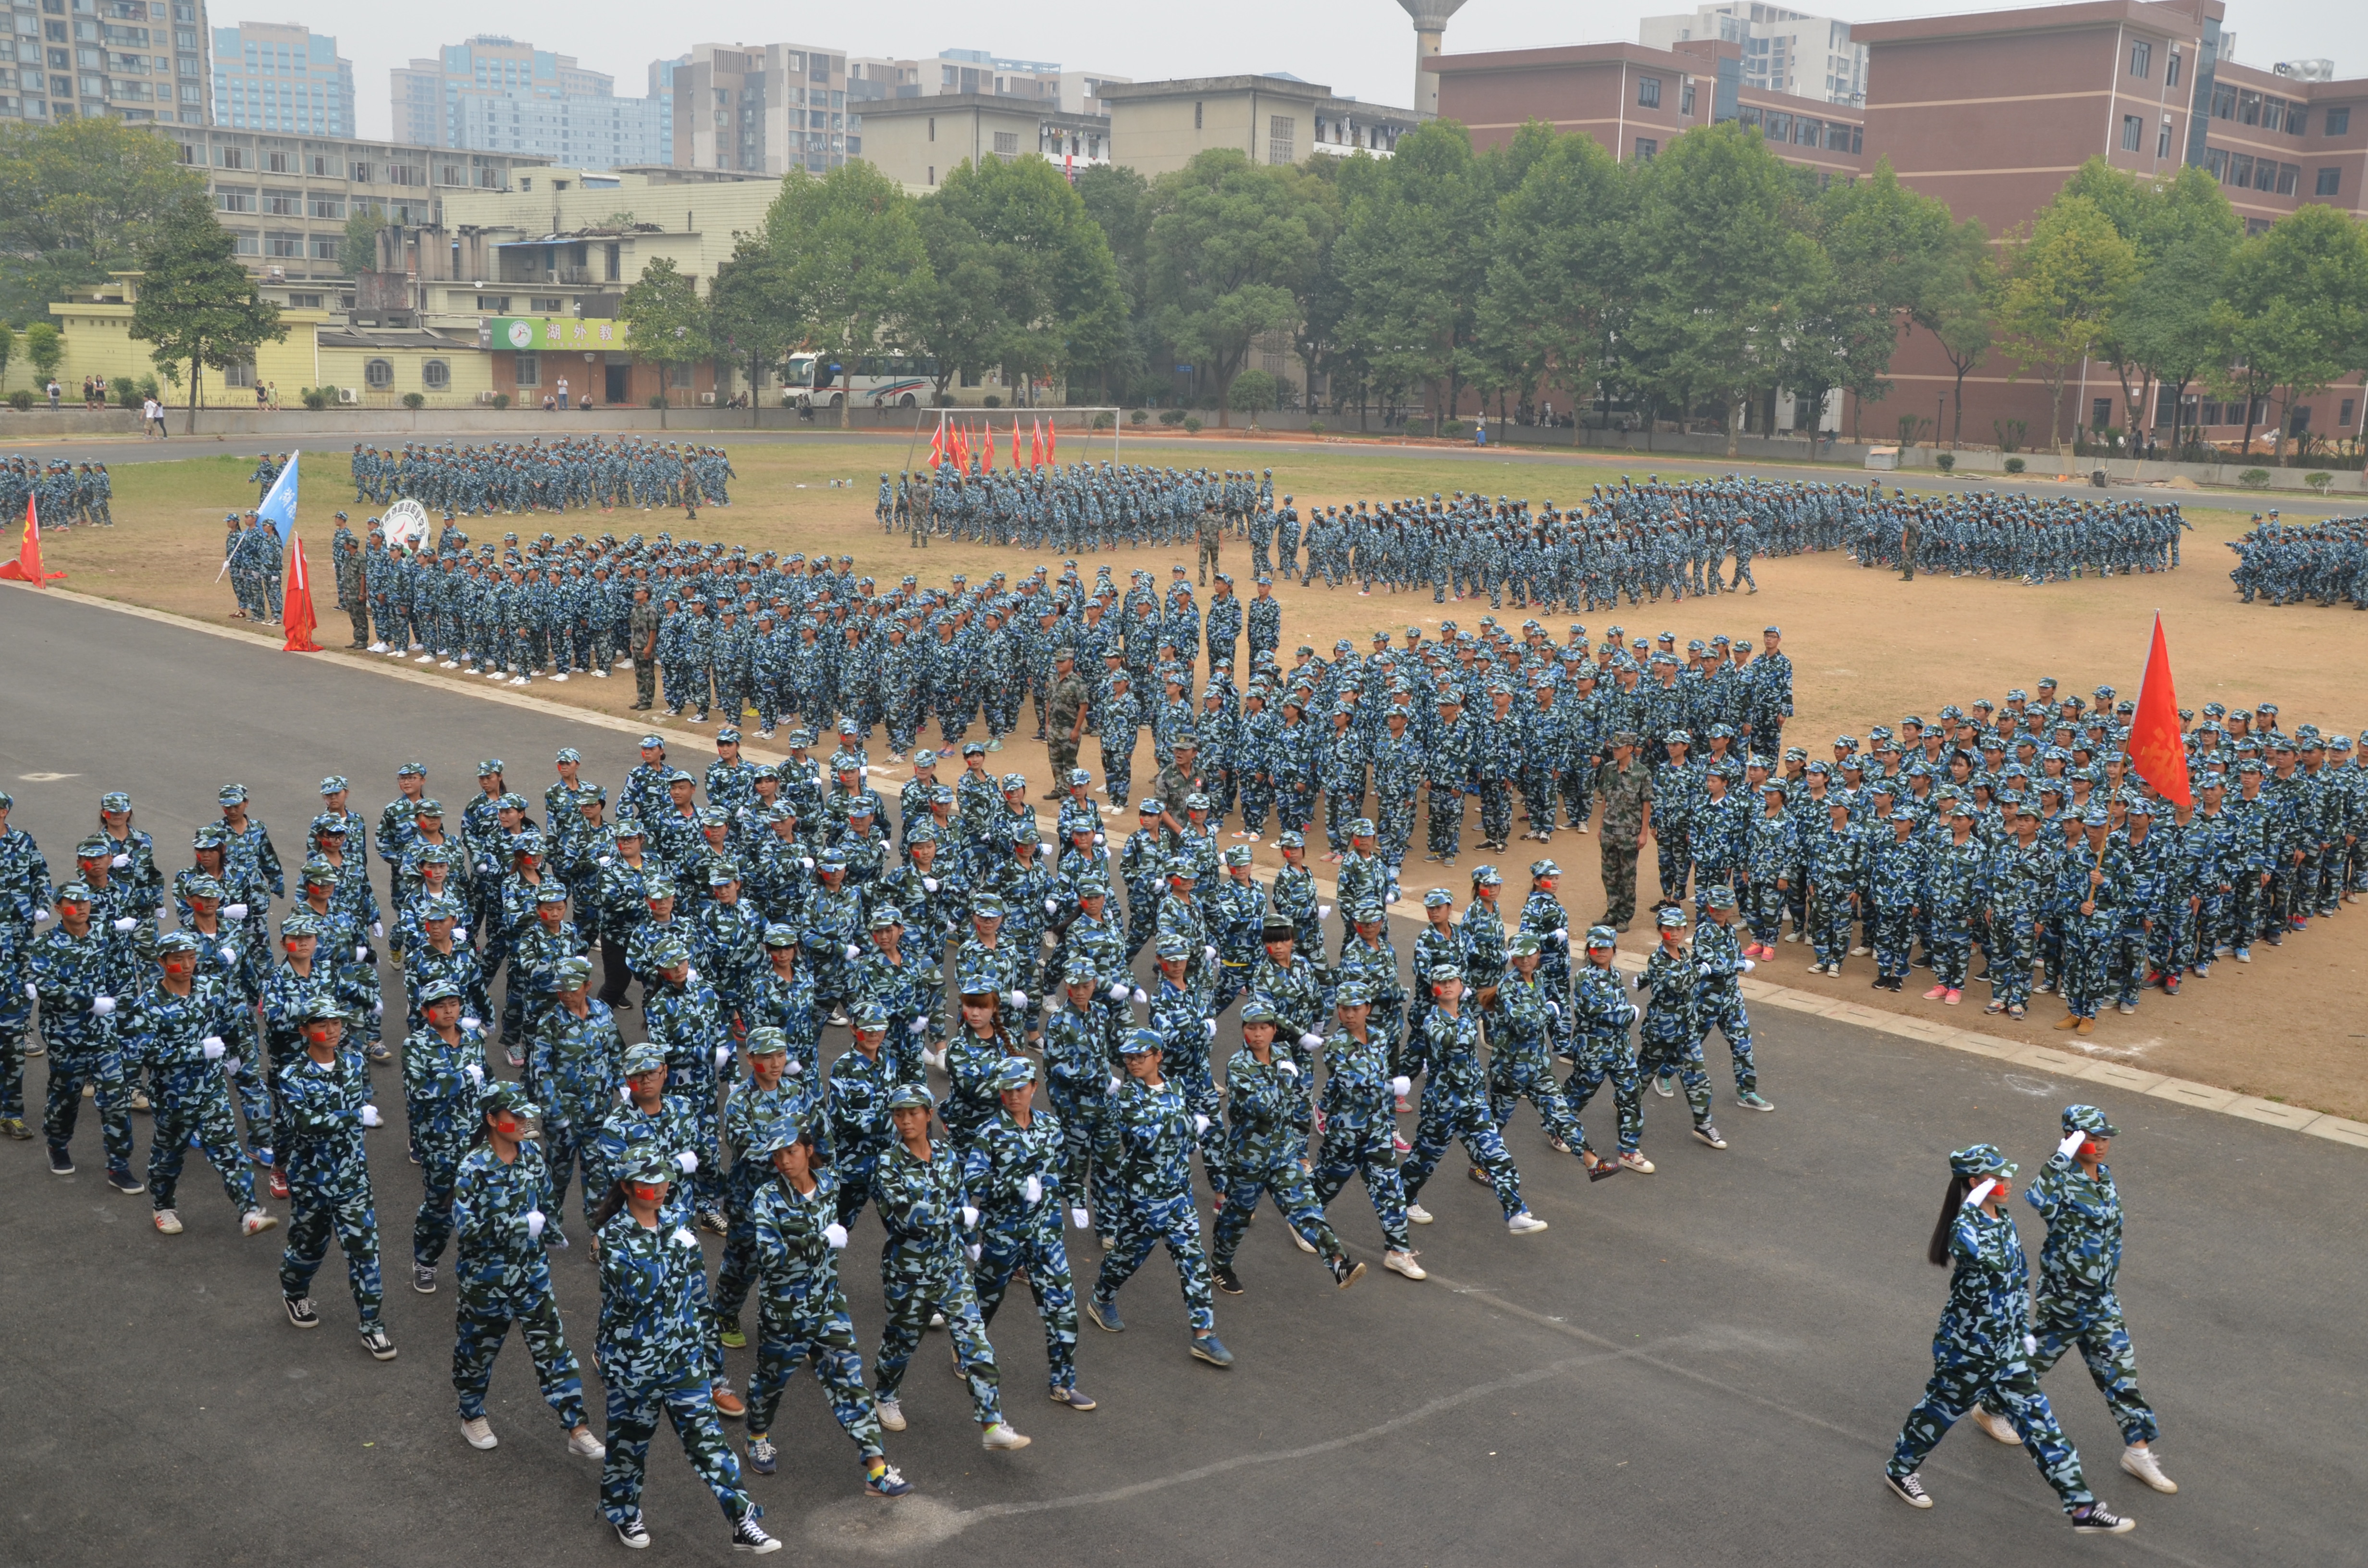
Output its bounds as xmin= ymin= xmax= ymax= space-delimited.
xmin=1926 ymin=1173 xmax=1972 ymax=1267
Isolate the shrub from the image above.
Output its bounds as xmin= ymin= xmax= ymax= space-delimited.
xmin=2237 ymin=467 xmax=2270 ymax=489
xmin=1090 ymin=412 xmax=1115 ymax=429
xmin=1441 ymin=418 xmax=1464 ymax=437
xmin=1934 ymin=453 xmax=1955 ymax=472
xmin=1307 ymin=421 xmax=1326 ymax=435
xmin=647 ymin=394 xmax=667 ymax=409
xmin=982 ymin=394 xmax=1001 ymax=408
xmin=300 ymin=386 xmax=331 ymax=411
xmin=492 ymin=392 xmax=511 ymax=410
xmin=2304 ymin=471 xmax=2333 ymax=494
xmin=1227 ymin=370 xmax=1278 ymax=418
xmin=1129 ymin=409 xmax=1148 ymax=426
xmin=137 ymin=373 xmax=160 ymax=402
xmin=6 ymin=389 xmax=34 ymax=411
xmin=402 ymin=392 xmax=426 ymax=410
xmin=111 ymin=376 xmax=138 ymax=408
xmin=1182 ymin=415 xmax=1203 ymax=434
xmin=1159 ymin=408 xmax=1186 ymax=427
xmin=2003 ymin=456 xmax=2026 ymax=474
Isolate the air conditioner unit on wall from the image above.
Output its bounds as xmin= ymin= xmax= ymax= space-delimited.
xmin=477 ymin=389 xmax=499 ymax=404
xmin=701 ymin=391 xmax=716 ymax=405
xmin=337 ymin=387 xmax=358 ymax=404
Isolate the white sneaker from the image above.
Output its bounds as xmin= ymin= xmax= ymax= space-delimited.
xmin=416 ymin=654 xmax=434 ymax=664
xmin=568 ymin=1425 xmax=607 ymax=1458
xmin=1406 ymin=1203 xmax=1434 ymax=1225
xmin=875 ymin=1397 xmax=905 ymax=1432
xmin=439 ymin=660 xmax=457 ymax=669
xmin=2121 ymin=1445 xmax=2178 ymax=1493
xmin=241 ymin=1208 xmax=279 ymax=1236
xmin=152 ymin=1208 xmax=183 ymax=1235
xmin=981 ymin=1421 xmax=1032 ymax=1450
xmin=1970 ymin=1404 xmax=2021 ymax=1445
xmin=462 ymin=1416 xmax=498 ymax=1450
xmin=1290 ymin=1228 xmax=1316 ymax=1254
xmin=1506 ymin=1211 xmax=1550 ymax=1236
xmin=552 ymin=673 xmax=569 ymax=682
xmin=592 ymin=669 xmax=609 ymax=678
xmin=368 ymin=642 xmax=388 ymax=653
xmin=1383 ymin=1249 xmax=1427 ymax=1280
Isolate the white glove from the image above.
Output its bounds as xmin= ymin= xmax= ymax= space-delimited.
xmin=785 ymin=1060 xmax=802 ymax=1076
xmin=1011 ymin=989 xmax=1030 ymax=1009
xmin=672 ymin=1225 xmax=698 ymax=1249
xmin=355 ymin=945 xmax=370 ymax=961
xmin=909 ymin=1017 xmax=928 ymax=1034
xmin=526 ymin=1209 xmax=545 ymax=1240
xmin=201 ymin=1036 xmax=226 ymax=1061
xmin=802 ymin=857 xmax=815 ymax=870
xmin=598 ymin=857 xmax=613 ymax=867
xmin=1094 ymin=833 xmax=1106 ymax=845
xmin=1131 ymin=986 xmax=1147 ymax=1005
xmin=462 ymin=1016 xmax=482 ymax=1030
xmin=91 ymin=995 xmax=115 ymax=1016
xmin=1390 ymin=1075 xmax=1411 ymax=1098
xmin=219 ymin=943 xmax=239 ymax=962
xmin=966 ymin=1242 xmax=982 ymax=1262
xmin=845 ymin=944 xmax=862 ymax=961
xmin=360 ymin=1104 xmax=383 ymax=1127
xmin=922 ymin=876 xmax=939 ymax=893
xmin=466 ymin=1063 xmax=484 ymax=1087
xmin=824 ymin=1222 xmax=850 ymax=1249
xmin=34 ymin=909 xmax=50 ymax=924
xmin=715 ymin=1044 xmax=732 ymax=1068
xmin=1107 ymin=1076 xmax=1122 ymax=1094
xmin=1546 ymin=1001 xmax=1561 ymax=1018
xmin=1024 ymin=1175 xmax=1043 ymax=1204
xmin=1109 ymin=980 xmax=1132 ymax=1002
xmin=676 ymin=1150 xmax=698 ymax=1174
xmin=1044 ymin=897 xmax=1059 ymax=915
xmin=960 ymin=1204 xmax=979 ymax=1229
xmin=685 ymin=966 xmax=701 ymax=982
xmin=370 ymin=999 xmax=383 ymax=1017
xmin=223 ymin=1056 xmax=241 ymax=1077
xmin=370 ymin=921 xmax=384 ymax=938
xmin=1070 ymin=1206 xmax=1091 ymax=1231
xmin=2023 ymin=1334 xmax=2039 ymax=1357
xmin=1965 ymin=1177 xmax=1998 ymax=1209
xmin=24 ymin=982 xmax=37 ymax=1001
xmin=224 ymin=903 xmax=249 ymax=921
xmin=1553 ymin=928 xmax=1568 ymax=945
xmin=2056 ymin=1130 xmax=2086 ymax=1162
xmin=111 ymin=853 xmax=131 ymax=870
xmin=1278 ymin=1058 xmax=1300 ymax=1078
xmin=1741 ymin=958 xmax=1756 ymax=972
xmin=113 ymin=917 xmax=138 ymax=933
xmin=1319 ymin=904 xmax=1332 ymax=921
xmin=1298 ymin=1031 xmax=1323 ymax=1052
xmin=1203 ymin=944 xmax=1218 ymax=963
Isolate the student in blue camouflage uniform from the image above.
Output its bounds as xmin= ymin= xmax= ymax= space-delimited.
xmin=1210 ymin=1000 xmax=1364 ymax=1295
xmin=1636 ymin=906 xmax=1727 ymax=1150
xmin=1691 ymin=886 xmax=1773 ymax=1114
xmin=1969 ymin=1105 xmax=2177 ymax=1495
xmin=1399 ymin=964 xmax=1548 ymax=1236
xmin=276 ymin=998 xmax=396 ymax=1359
xmin=401 ymin=979 xmax=489 ymax=1291
xmin=1565 ymin=927 xmax=1653 ymax=1171
xmin=1086 ymin=1027 xmax=1232 ymax=1365
xmin=1308 ymin=982 xmax=1425 ymax=1278
xmin=31 ymin=881 xmax=143 ymax=1188
xmin=1490 ymin=936 xmax=1621 ymax=1177
xmin=965 ymin=1054 xmax=1096 ymax=1412
xmin=1883 ymin=1142 xmax=2132 ymax=1534
xmin=594 ymin=1147 xmax=778 ymax=1553
xmin=121 ymin=931 xmax=278 ymax=1236
xmin=450 ymin=1081 xmax=605 ymax=1459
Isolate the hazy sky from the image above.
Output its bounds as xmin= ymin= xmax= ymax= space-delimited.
xmin=330 ymin=0 xmax=2363 ymax=143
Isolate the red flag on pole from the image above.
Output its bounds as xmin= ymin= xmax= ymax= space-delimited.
xmin=1010 ymin=419 xmax=1022 ymax=471
xmin=2127 ymin=611 xmax=2190 ymax=808
xmin=980 ymin=420 xmax=993 ymax=473
xmin=0 ymin=494 xmax=62 ymax=585
xmin=929 ymin=417 xmax=946 ymax=469
xmin=1046 ymin=417 xmax=1057 ymax=466
xmin=1030 ymin=418 xmax=1044 ymax=467
xmin=281 ymin=530 xmax=321 ymax=652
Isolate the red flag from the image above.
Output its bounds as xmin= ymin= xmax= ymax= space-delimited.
xmin=1046 ymin=418 xmax=1057 ymax=466
xmin=0 ymin=494 xmax=62 ymax=585
xmin=1030 ymin=418 xmax=1045 ymax=468
xmin=2127 ymin=612 xmax=2189 ymax=808
xmin=980 ymin=420 xmax=993 ymax=473
xmin=281 ymin=530 xmax=321 ymax=652
xmin=928 ymin=417 xmax=946 ymax=469
xmin=1010 ymin=419 xmax=1021 ymax=471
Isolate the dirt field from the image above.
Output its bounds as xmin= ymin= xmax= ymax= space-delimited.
xmin=21 ymin=440 xmax=2368 ymax=1119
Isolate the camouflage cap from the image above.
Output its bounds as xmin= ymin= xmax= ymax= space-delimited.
xmin=2061 ymin=1103 xmax=2120 ymax=1138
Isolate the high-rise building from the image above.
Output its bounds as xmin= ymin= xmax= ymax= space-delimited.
xmin=0 ymin=0 xmax=210 ymax=126
xmin=392 ymin=36 xmax=666 ymax=169
xmin=669 ymin=41 xmax=852 ymax=174
xmin=210 ymin=20 xmax=350 ymax=135
xmin=1639 ymin=3 xmax=1866 ymax=106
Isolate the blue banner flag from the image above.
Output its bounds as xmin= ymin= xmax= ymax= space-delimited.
xmin=256 ymin=450 xmax=301 ymax=543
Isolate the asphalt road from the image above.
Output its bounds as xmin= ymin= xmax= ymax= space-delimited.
xmin=3 ymin=586 xmax=2362 ymax=1568
xmin=19 ymin=422 xmax=2366 ymax=517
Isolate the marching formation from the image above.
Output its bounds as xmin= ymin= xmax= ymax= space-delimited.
xmin=1 ymin=456 xmax=114 ymax=529
xmin=2225 ymin=510 xmax=2368 ymax=608
xmin=1847 ymin=491 xmax=2190 ymax=581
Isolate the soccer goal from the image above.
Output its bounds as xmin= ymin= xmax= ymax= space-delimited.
xmin=912 ymin=406 xmax=1128 ymax=474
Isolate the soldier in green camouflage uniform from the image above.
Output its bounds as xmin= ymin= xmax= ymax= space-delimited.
xmin=1595 ymin=733 xmax=1653 ymax=931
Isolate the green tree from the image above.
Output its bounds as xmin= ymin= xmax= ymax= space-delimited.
xmin=339 ymin=205 xmax=385 ymax=276
xmin=0 ymin=118 xmax=205 ymax=323
xmin=707 ymin=236 xmax=799 ymax=425
xmin=1226 ymin=368 xmax=1278 ymax=422
xmin=2211 ymin=203 xmax=2368 ymax=461
xmin=127 ymin=196 xmax=285 ymax=433
xmin=2113 ymin=165 xmax=2239 ymax=453
xmin=1479 ymin=126 xmax=1628 ymax=438
xmin=1072 ymin=162 xmax=1154 ymax=400
xmin=765 ymin=161 xmax=929 ymax=428
xmin=1794 ymin=161 xmax=1971 ymax=443
xmin=617 ymin=256 xmax=711 ymax=428
xmin=1994 ymin=193 xmax=2137 ymax=450
xmin=1144 ymin=148 xmax=1330 ymax=426
xmin=0 ymin=321 xmax=14 ymax=388
xmin=24 ymin=320 xmax=63 ymax=385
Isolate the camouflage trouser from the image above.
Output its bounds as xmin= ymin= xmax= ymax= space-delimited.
xmin=600 ymin=1374 xmax=755 ymax=1527
xmin=1926 ymin=907 xmax=1973 ymax=989
xmin=1638 ymin=1020 xmax=1714 ymax=1128
xmin=0 ymin=1016 xmax=25 ymax=1121
xmin=1989 ymin=1293 xmax=2159 ymax=1446
xmin=1212 ymin=1150 xmax=1344 ymax=1271
xmin=1096 ymin=1189 xmax=1216 ymax=1334
xmin=1198 ymin=535 xmax=1221 ymax=583
xmin=412 ymin=1128 xmax=467 ymax=1266
xmin=1808 ymin=888 xmax=1855 ymax=968
xmin=280 ymin=1181 xmax=385 ymax=1328
xmin=1401 ymin=1087 xmax=1524 ymax=1219
xmin=746 ymin=1299 xmax=883 ymax=1458
xmin=1426 ymin=784 xmax=1463 ymax=858
xmin=874 ymin=1263 xmax=1003 ymax=1425
xmin=1984 ymin=917 xmax=2035 ymax=1010
xmin=1889 ymin=1354 xmax=2094 ymax=1514
xmin=1563 ymin=1035 xmax=1644 ymax=1154
xmin=974 ymin=1217 xmax=1079 ymax=1391
xmin=634 ymin=658 xmax=656 ymax=707
xmin=1655 ymin=827 xmax=1692 ymax=906
xmin=1475 ymin=779 xmax=1513 ymax=846
xmin=1489 ymin=1053 xmax=1589 ymax=1152
xmin=1694 ymin=985 xmax=1756 ymax=1095
xmin=1310 ymin=1116 xmax=1412 ymax=1252
xmin=453 ymin=1267 xmax=588 ymax=1429
xmin=1518 ymin=768 xmax=1558 ymax=836
xmin=1871 ymin=903 xmax=1915 ymax=981
xmin=1600 ymin=843 xmax=1641 ymax=929
xmin=42 ymin=1039 xmax=135 ymax=1172
xmin=146 ymin=1080 xmax=257 ymax=1216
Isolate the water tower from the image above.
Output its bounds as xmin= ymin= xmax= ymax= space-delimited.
xmin=1399 ymin=0 xmax=1469 ymax=116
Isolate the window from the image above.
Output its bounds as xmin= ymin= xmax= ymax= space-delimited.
xmin=286 ymin=291 xmax=321 ymax=308
xmin=266 ymin=233 xmax=299 ymax=257
xmin=2229 ymin=152 xmax=2252 ymax=186
xmin=514 ymin=352 xmax=537 ymax=387
xmin=1737 ymin=104 xmax=1761 ymax=129
xmin=925 ymin=115 xmax=934 ymax=141
xmin=2342 ymin=398 xmax=2356 ymax=429
xmin=308 ymin=237 xmax=337 ymax=259
xmin=215 ymin=188 xmax=254 ymax=212
xmin=2238 ymin=90 xmax=2260 ymax=126
xmin=1796 ymin=117 xmax=1821 ymax=146
xmin=216 ymin=143 xmax=244 ymax=167
xmin=2287 ymin=108 xmax=2307 ymax=136
xmin=2198 ymin=399 xmax=2222 ymax=426
xmin=1634 ymin=136 xmax=1657 ymax=161
xmin=2165 ymin=49 xmax=2181 ymax=87
xmin=991 ymin=129 xmax=1017 ymax=155
xmin=2318 ymin=167 xmax=2342 ymax=196
xmin=530 ymin=296 xmax=562 ymax=313
xmin=2329 ymin=108 xmax=2352 ymax=136
xmin=1765 ymin=112 xmax=1790 ymax=143
xmin=2129 ymin=39 xmax=2150 ymax=78
xmin=421 ymin=359 xmax=449 ymax=391
xmin=263 ymin=149 xmax=288 ymax=172
xmin=1680 ymin=80 xmax=1696 ymax=115
xmin=1267 ymin=113 xmax=1293 ymax=163
xmin=1851 ymin=124 xmax=1862 ymax=154
xmin=926 ymin=164 xmax=935 ymax=185
xmin=230 ymin=229 xmax=258 ymax=254
xmin=2210 ymin=83 xmax=2236 ymax=119
xmin=308 ymin=196 xmax=341 ymax=219
xmin=2262 ymin=96 xmax=2289 ymax=133
xmin=1193 ymin=100 xmax=1201 ymax=130
xmin=668 ymin=361 xmax=692 ymax=388
xmin=221 ymin=360 xmax=254 ymax=388
xmin=2121 ymin=114 xmax=2143 ymax=152
xmin=261 ymin=189 xmax=297 ymax=215
xmin=1638 ymin=75 xmax=1661 ymax=109
xmin=2204 ymin=146 xmax=2228 ymax=180
xmin=2158 ymin=120 xmax=2173 ymax=158
xmin=363 ymin=357 xmax=392 ymax=389
xmin=2275 ymin=163 xmax=2299 ymax=196
xmin=2091 ymin=398 xmax=2113 ymax=429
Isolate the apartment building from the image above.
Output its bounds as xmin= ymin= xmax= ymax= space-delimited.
xmin=0 ymin=0 xmax=209 ymax=126
xmin=210 ymin=19 xmax=348 ymax=135
xmin=390 ymin=35 xmax=666 ymax=169
xmin=857 ymin=92 xmax=1110 ymax=190
xmin=1100 ymin=75 xmax=1422 ymax=177
xmin=1640 ymin=2 xmax=1867 ymax=106
xmin=669 ymin=41 xmax=853 ymax=174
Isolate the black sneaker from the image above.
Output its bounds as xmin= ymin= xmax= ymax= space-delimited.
xmin=1883 ymin=1471 xmax=1932 ymax=1509
xmin=48 ymin=1145 xmax=74 ymax=1176
xmin=1692 ymin=1124 xmax=1728 ymax=1150
xmin=361 ymin=1324 xmax=398 ymax=1361
xmin=105 ymin=1167 xmax=145 ymax=1194
xmin=613 ymin=1515 xmax=651 ymax=1550
xmin=2071 ymin=1504 xmax=2134 ymax=1534
xmin=284 ymin=1295 xmax=321 ymax=1330
xmin=728 ymin=1515 xmax=780 ymax=1554
xmin=1330 ymin=1256 xmax=1367 ymax=1289
xmin=1214 ymin=1265 xmax=1244 ymax=1295
xmin=413 ymin=1263 xmax=437 ymax=1294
